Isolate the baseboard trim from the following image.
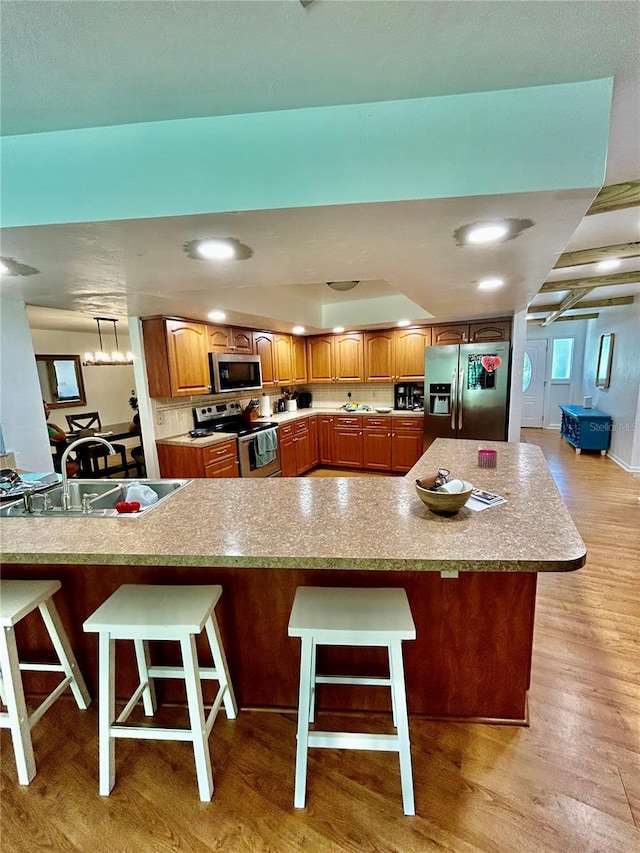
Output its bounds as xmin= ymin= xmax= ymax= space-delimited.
xmin=605 ymin=451 xmax=640 ymax=474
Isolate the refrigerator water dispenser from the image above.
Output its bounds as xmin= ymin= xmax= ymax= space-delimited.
xmin=429 ymin=384 xmax=451 ymax=415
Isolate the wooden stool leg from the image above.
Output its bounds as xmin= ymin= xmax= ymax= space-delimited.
xmin=204 ymin=613 xmax=237 ymax=719
xmin=133 ymin=639 xmax=157 ymax=715
xmin=98 ymin=632 xmax=116 ymax=796
xmin=294 ymin=636 xmax=314 ymax=808
xmin=39 ymin=598 xmax=91 ymax=709
xmin=0 ymin=626 xmax=36 ymax=784
xmin=389 ymin=640 xmax=415 ymax=816
xmin=181 ymin=634 xmax=214 ymax=802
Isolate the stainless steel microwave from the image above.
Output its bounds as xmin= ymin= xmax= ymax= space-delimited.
xmin=209 ymin=352 xmax=263 ymax=394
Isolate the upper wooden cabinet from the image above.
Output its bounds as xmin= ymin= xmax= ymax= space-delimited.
xmin=291 ymin=335 xmax=308 ymax=384
xmin=254 ymin=332 xmax=276 ymax=386
xmin=308 ymin=333 xmax=364 ymax=382
xmin=431 ymin=323 xmax=470 ymax=346
xmin=273 ymin=334 xmax=293 ymax=384
xmin=469 ymin=320 xmax=511 ymax=343
xmin=142 ymin=318 xmax=210 ymax=398
xmin=432 ymin=320 xmax=511 ymax=346
xmin=364 ymin=327 xmax=431 ymax=381
xmin=207 ymin=325 xmax=253 ymax=353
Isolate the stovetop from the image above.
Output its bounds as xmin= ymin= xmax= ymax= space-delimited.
xmin=190 ymin=402 xmax=277 ymax=439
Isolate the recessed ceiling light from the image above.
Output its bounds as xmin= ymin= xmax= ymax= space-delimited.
xmin=292 ymin=326 xmax=305 ymax=335
xmin=333 ymin=326 xmax=345 ymax=334
xmin=466 ymin=222 xmax=509 ymax=244
xmin=478 ymin=277 xmax=504 ymax=290
xmin=327 ymin=280 xmax=359 ymax=292
xmin=183 ymin=237 xmax=253 ymax=262
xmin=208 ymin=310 xmax=226 ymax=322
xmin=596 ymin=258 xmax=621 ymax=272
xmin=196 ymin=239 xmax=236 ymax=260
xmin=397 ymin=319 xmax=411 ymax=327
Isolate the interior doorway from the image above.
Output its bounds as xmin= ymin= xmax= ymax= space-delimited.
xmin=522 ymin=339 xmax=548 ymax=428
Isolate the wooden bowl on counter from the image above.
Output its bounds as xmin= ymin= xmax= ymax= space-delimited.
xmin=415 ymin=476 xmax=473 ymax=517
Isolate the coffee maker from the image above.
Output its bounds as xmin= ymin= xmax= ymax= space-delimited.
xmin=394 ymin=382 xmax=424 ymax=411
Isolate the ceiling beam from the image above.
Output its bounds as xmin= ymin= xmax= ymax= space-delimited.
xmin=586 ymin=180 xmax=640 ymax=215
xmin=540 ymin=269 xmax=640 ymax=293
xmin=553 ymin=241 xmax=640 ymax=269
xmin=528 ymin=313 xmax=600 ymax=324
xmin=531 ymin=295 xmax=635 ymax=313
xmin=541 ymin=287 xmax=593 ymax=326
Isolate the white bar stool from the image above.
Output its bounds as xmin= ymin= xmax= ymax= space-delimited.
xmin=288 ymin=586 xmax=416 ymax=815
xmin=83 ymin=584 xmax=237 ymax=802
xmin=0 ymin=579 xmax=91 ymax=784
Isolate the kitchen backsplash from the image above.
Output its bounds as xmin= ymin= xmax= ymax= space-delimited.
xmin=151 ymin=383 xmax=397 ymax=438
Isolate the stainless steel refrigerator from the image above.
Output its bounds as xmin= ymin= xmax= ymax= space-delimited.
xmin=424 ymin=342 xmax=511 ymax=445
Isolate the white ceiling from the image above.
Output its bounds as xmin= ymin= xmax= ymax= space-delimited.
xmin=1 ymin=0 xmax=639 ymax=334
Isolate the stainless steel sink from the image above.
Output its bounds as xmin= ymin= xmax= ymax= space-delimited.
xmin=0 ymin=478 xmax=190 ymax=518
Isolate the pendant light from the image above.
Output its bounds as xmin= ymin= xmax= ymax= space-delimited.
xmin=83 ymin=318 xmax=133 ymax=366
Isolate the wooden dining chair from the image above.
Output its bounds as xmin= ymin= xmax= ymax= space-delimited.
xmin=64 ymin=412 xmax=130 ymax=477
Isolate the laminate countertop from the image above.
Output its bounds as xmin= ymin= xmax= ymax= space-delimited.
xmin=1 ymin=439 xmax=586 ymax=573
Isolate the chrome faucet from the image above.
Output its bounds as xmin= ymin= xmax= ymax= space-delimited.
xmin=60 ymin=437 xmax=116 ymax=510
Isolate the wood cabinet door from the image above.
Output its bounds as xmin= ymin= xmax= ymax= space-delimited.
xmin=230 ymin=328 xmax=254 ymax=353
xmin=364 ymin=330 xmax=395 ymax=382
xmin=165 ymin=319 xmax=210 ymax=396
xmin=273 ymin=334 xmax=293 ymax=384
xmin=431 ymin=324 xmax=469 ymax=346
xmin=156 ymin=443 xmax=202 ymax=478
xmin=334 ymin=333 xmax=364 ymax=382
xmin=391 ymin=429 xmax=424 ymax=472
xmin=318 ymin=416 xmax=335 ymax=463
xmin=308 ymin=416 xmax=319 ymax=467
xmin=363 ymin=419 xmax=392 ymax=471
xmin=254 ymin=332 xmax=277 ymax=386
xmin=279 ymin=434 xmax=298 ymax=478
xmin=395 ymin=327 xmax=431 ymax=380
xmin=207 ymin=325 xmax=231 ymax=353
xmin=307 ymin=336 xmax=334 ymax=383
xmin=291 ymin=335 xmax=308 ymax=384
xmin=294 ymin=426 xmax=312 ymax=474
xmin=334 ymin=425 xmax=363 ymax=468
xmin=468 ymin=320 xmax=511 ymax=343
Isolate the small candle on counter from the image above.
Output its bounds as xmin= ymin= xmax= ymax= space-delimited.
xmin=478 ymin=448 xmax=497 ymax=468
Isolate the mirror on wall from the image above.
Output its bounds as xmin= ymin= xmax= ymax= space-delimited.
xmin=595 ymin=333 xmax=614 ymax=389
xmin=36 ymin=354 xmax=87 ymax=407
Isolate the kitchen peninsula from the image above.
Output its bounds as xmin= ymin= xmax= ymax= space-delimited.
xmin=1 ymin=439 xmax=585 ymax=724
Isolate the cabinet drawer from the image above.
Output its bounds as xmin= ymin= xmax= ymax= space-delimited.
xmin=364 ymin=416 xmax=391 ymax=429
xmin=336 ymin=416 xmax=362 ymax=428
xmin=203 ymin=439 xmax=237 ymax=465
xmin=279 ymin=423 xmax=295 ymax=438
xmin=394 ymin=418 xmax=423 ymax=431
xmin=294 ymin=419 xmax=309 ymax=435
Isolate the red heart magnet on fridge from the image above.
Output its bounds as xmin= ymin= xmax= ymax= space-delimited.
xmin=481 ymin=355 xmax=502 ymax=372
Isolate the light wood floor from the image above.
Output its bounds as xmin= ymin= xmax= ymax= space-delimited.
xmin=2 ymin=429 xmax=639 ymax=852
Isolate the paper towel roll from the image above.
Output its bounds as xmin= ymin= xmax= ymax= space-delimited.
xmin=259 ymin=395 xmax=271 ymax=417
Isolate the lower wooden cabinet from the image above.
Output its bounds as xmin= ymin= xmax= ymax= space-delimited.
xmin=280 ymin=419 xmax=315 ymax=476
xmin=156 ymin=438 xmax=239 ymax=478
xmin=318 ymin=415 xmax=336 ymax=464
xmin=363 ymin=416 xmax=392 ymax=471
xmin=308 ymin=416 xmax=319 ymax=467
xmin=391 ymin=417 xmax=424 ymax=472
xmin=334 ymin=416 xmax=363 ymax=468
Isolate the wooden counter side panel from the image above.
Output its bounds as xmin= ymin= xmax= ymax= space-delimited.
xmin=4 ymin=564 xmax=536 ymax=723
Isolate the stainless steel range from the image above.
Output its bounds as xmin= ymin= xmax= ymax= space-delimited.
xmin=191 ymin=403 xmax=281 ymax=478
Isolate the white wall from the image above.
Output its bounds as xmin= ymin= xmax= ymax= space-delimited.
xmin=582 ymin=300 xmax=640 ymax=472
xmin=0 ymin=298 xmax=56 ymax=472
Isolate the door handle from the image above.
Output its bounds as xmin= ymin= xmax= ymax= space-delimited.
xmin=458 ymin=369 xmax=464 ymax=431
xmin=450 ymin=368 xmax=457 ymax=430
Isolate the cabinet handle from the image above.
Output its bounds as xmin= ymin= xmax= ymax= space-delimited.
xmin=388 ymin=433 xmax=391 ymax=437
xmin=392 ymin=432 xmax=395 ymax=437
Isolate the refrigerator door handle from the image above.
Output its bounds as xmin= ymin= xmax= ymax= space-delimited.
xmin=458 ymin=368 xmax=464 ymax=431
xmin=450 ymin=368 xmax=458 ymax=430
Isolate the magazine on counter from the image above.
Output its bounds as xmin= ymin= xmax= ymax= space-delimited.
xmin=467 ymin=487 xmax=508 ymax=512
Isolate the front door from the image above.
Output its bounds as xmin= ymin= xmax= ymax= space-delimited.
xmin=522 ymin=339 xmax=548 ymax=428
